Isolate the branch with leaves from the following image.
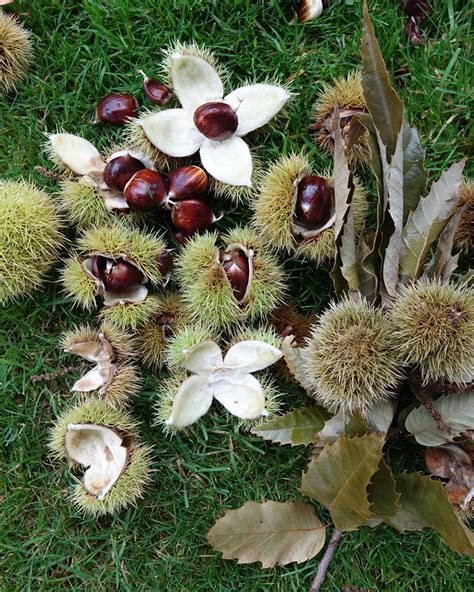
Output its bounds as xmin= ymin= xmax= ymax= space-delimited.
xmin=207 ymin=2 xmax=473 ymax=588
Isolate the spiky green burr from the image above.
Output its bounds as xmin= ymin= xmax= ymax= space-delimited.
xmin=61 ymin=221 xmax=167 ymax=328
xmin=49 ymin=399 xmax=152 ymax=516
xmin=252 ymin=152 xmax=367 ymax=265
xmin=176 ymin=226 xmax=286 ymax=331
xmin=392 ymin=280 xmax=474 ymax=385
xmin=0 ymin=180 xmax=63 ymax=304
xmin=303 ymin=298 xmax=402 ymax=414
xmin=61 ymin=322 xmax=142 ymax=408
xmin=0 ymin=11 xmax=33 ymax=93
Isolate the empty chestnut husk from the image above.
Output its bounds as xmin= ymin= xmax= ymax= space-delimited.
xmin=124 ymin=169 xmax=167 ymax=211
xmin=96 ymin=93 xmax=139 ymax=125
xmin=193 ymin=102 xmax=238 ymax=141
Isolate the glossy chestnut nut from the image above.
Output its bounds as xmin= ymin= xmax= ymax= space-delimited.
xmin=101 ymin=259 xmax=144 ymax=292
xmin=156 ymin=249 xmax=174 ymax=281
xmin=221 ymin=249 xmax=249 ymax=302
xmin=103 ymin=153 xmax=146 ymax=192
xmin=297 ymin=0 xmax=324 ymax=23
xmin=193 ymin=102 xmax=238 ymax=141
xmin=96 ymin=93 xmax=139 ymax=125
xmin=171 ymin=198 xmax=216 ymax=235
xmin=295 ymin=176 xmax=334 ymax=230
xmin=139 ymin=70 xmax=173 ymax=105
xmin=168 ymin=166 xmax=208 ymax=200
xmin=123 ymin=169 xmax=167 ymax=211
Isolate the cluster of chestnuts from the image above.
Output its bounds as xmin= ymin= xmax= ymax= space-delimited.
xmin=95 ymin=71 xmax=172 ymax=125
xmin=102 ymin=153 xmax=219 ymax=239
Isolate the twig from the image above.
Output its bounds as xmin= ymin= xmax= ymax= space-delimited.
xmin=33 ymin=165 xmax=65 ymax=181
xmin=423 ymin=400 xmax=452 ymax=435
xmin=31 ymin=364 xmax=86 ymax=383
xmin=309 ymin=529 xmax=344 ymax=592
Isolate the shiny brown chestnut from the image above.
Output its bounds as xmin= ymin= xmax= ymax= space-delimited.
xmin=171 ymin=198 xmax=216 ymax=236
xmin=295 ymin=176 xmax=334 ymax=230
xmin=123 ymin=169 xmax=167 ymax=211
xmin=96 ymin=93 xmax=139 ymax=125
xmin=101 ymin=258 xmax=144 ymax=292
xmin=138 ymin=70 xmax=173 ymax=106
xmin=220 ymin=249 xmax=249 ymax=302
xmin=193 ymin=102 xmax=238 ymax=141
xmin=156 ymin=249 xmax=174 ymax=282
xmin=168 ymin=166 xmax=208 ymax=200
xmin=103 ymin=153 xmax=146 ymax=192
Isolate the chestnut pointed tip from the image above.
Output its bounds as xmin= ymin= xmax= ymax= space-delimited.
xmin=138 ymin=69 xmax=148 ymax=81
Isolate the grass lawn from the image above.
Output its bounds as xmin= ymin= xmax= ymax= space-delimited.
xmin=1 ymin=0 xmax=472 ymax=590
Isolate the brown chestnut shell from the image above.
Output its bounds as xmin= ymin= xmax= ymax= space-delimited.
xmin=96 ymin=93 xmax=139 ymax=125
xmin=193 ymin=102 xmax=238 ymax=141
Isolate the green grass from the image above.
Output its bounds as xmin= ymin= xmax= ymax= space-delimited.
xmin=1 ymin=0 xmax=472 ymax=590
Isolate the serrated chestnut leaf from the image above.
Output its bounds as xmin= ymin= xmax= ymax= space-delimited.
xmin=168 ymin=166 xmax=208 ymax=200
xmin=101 ymin=259 xmax=144 ymax=292
xmin=124 ymin=169 xmax=167 ymax=211
xmin=96 ymin=93 xmax=139 ymax=125
xmin=221 ymin=249 xmax=249 ymax=302
xmin=193 ymin=102 xmax=238 ymax=141
xmin=139 ymin=70 xmax=173 ymax=105
xmin=171 ymin=198 xmax=216 ymax=235
xmin=103 ymin=154 xmax=146 ymax=192
xmin=294 ymin=176 xmax=334 ymax=230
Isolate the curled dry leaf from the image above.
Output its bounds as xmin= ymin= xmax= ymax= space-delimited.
xmin=425 ymin=445 xmax=474 ymax=510
xmin=280 ymin=335 xmax=314 ymax=392
xmin=206 ymin=500 xmax=325 ymax=568
xmin=64 ymin=424 xmax=128 ymax=499
xmin=66 ymin=334 xmax=116 ymax=394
